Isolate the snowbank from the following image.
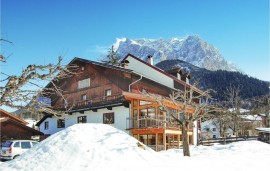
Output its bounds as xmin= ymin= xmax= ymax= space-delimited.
xmin=0 ymin=124 xmax=164 ymax=171
xmin=1 ymin=123 xmax=270 ymax=171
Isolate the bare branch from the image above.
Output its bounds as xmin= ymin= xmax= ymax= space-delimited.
xmin=0 ymin=56 xmax=78 ymax=117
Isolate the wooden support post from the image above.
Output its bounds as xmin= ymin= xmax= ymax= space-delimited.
xmin=177 ymin=134 xmax=180 ymax=149
xmin=163 ymin=133 xmax=166 ymax=151
xmin=155 ymin=133 xmax=158 ymax=151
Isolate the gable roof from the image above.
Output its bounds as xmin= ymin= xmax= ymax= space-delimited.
xmin=69 ymin=57 xmax=134 ymax=73
xmin=0 ymin=108 xmax=28 ymax=125
xmin=35 ymin=113 xmax=53 ymax=127
xmin=44 ymin=57 xmax=136 ymax=89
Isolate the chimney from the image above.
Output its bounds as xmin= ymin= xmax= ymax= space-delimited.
xmin=121 ymin=60 xmax=129 ymax=69
xmin=177 ymin=73 xmax=181 ymax=80
xmin=147 ymin=55 xmax=153 ymax=65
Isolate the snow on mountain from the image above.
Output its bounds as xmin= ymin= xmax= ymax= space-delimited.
xmin=115 ymin=35 xmax=239 ymax=72
xmin=0 ymin=123 xmax=270 ymax=171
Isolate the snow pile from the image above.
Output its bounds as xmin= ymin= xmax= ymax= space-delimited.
xmin=1 ymin=123 xmax=270 ymax=171
xmin=0 ymin=124 xmax=163 ymax=171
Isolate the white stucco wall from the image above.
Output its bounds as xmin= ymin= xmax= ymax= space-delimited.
xmin=39 ymin=117 xmax=65 ymax=135
xmin=193 ymin=120 xmax=198 ymax=145
xmin=126 ymin=56 xmax=174 ymax=89
xmin=201 ymin=120 xmax=221 ymax=139
xmin=39 ymin=106 xmax=130 ymax=135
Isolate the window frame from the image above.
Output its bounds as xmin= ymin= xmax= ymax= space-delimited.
xmin=103 ymin=112 xmax=114 ymax=124
xmin=44 ymin=121 xmax=49 ymax=130
xmin=57 ymin=119 xmax=65 ymax=128
xmin=77 ymin=116 xmax=87 ymax=124
xmin=81 ymin=94 xmax=87 ymax=101
xmin=105 ymin=89 xmax=112 ymax=96
xmin=78 ymin=78 xmax=91 ymax=89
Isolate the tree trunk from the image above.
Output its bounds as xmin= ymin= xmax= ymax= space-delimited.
xmin=182 ymin=122 xmax=190 ymax=156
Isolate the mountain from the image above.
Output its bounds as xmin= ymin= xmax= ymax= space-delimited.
xmin=156 ymin=60 xmax=269 ymax=101
xmin=115 ymin=35 xmax=239 ymax=72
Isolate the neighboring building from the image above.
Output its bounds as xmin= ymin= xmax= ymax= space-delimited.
xmin=0 ymin=108 xmax=43 ymax=142
xmin=36 ymin=54 xmax=203 ymax=151
xmin=256 ymin=128 xmax=270 ymax=143
xmin=201 ymin=108 xmax=263 ymax=139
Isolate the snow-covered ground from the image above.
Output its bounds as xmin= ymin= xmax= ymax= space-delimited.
xmin=1 ymin=123 xmax=269 ymax=171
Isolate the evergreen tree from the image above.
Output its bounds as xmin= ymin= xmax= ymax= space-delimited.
xmin=101 ymin=45 xmax=121 ymax=65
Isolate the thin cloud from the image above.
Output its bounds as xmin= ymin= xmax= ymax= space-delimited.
xmin=86 ymin=45 xmax=109 ymax=54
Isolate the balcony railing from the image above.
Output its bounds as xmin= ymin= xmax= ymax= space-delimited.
xmin=126 ymin=116 xmax=181 ymax=130
xmin=55 ymin=94 xmax=124 ymax=109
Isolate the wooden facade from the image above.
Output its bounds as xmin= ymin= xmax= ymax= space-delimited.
xmin=39 ymin=55 xmax=202 ymax=151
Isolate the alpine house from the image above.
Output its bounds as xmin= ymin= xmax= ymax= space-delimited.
xmin=36 ymin=54 xmax=203 ymax=151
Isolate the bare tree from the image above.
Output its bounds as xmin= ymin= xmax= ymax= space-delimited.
xmin=0 ymin=56 xmax=76 ymax=117
xmin=0 ymin=38 xmax=13 ymax=62
xmin=146 ymin=84 xmax=218 ymax=156
xmin=252 ymin=94 xmax=270 ymax=127
xmin=225 ymin=85 xmax=242 ymax=136
xmin=210 ymin=110 xmax=232 ymax=137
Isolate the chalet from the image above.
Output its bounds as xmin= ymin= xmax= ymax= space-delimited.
xmin=0 ymin=108 xmax=43 ymax=142
xmin=36 ymin=54 xmax=203 ymax=151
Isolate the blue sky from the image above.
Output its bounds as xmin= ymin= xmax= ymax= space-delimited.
xmin=1 ymin=0 xmax=269 ymax=83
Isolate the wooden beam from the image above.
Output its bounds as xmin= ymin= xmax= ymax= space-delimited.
xmin=107 ymin=106 xmax=112 ymax=110
xmin=79 ymin=111 xmax=84 ymax=114
xmin=155 ymin=133 xmax=158 ymax=151
xmin=131 ymin=128 xmax=164 ymax=134
xmin=92 ymin=109 xmax=98 ymax=112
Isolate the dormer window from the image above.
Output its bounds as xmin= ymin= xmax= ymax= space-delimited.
xmin=78 ymin=78 xmax=90 ymax=89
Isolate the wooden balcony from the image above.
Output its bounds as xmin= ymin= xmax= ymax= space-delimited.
xmin=55 ymin=94 xmax=124 ymax=110
xmin=126 ymin=116 xmax=181 ymax=130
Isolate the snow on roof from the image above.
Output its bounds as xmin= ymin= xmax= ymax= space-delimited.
xmin=256 ymin=128 xmax=270 ymax=133
xmin=1 ymin=124 xmax=270 ymax=171
xmin=24 ymin=119 xmax=38 ymax=128
xmin=228 ymin=108 xmax=250 ymax=113
xmin=240 ymin=115 xmax=262 ymax=121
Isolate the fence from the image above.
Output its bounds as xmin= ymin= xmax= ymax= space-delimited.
xmin=200 ymin=136 xmax=259 ymax=145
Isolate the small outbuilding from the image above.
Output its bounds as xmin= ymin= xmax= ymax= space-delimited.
xmin=0 ymin=108 xmax=43 ymax=142
xmin=256 ymin=128 xmax=270 ymax=144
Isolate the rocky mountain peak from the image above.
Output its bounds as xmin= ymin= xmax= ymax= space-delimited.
xmin=115 ymin=35 xmax=239 ymax=72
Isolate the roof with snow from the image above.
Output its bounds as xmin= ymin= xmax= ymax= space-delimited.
xmin=256 ymin=128 xmax=270 ymax=133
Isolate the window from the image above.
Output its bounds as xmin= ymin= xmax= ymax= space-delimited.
xmin=44 ymin=121 xmax=49 ymax=130
xmin=77 ymin=116 xmax=87 ymax=123
xmin=21 ymin=142 xmax=31 ymax=149
xmin=13 ymin=142 xmax=20 ymax=148
xmin=32 ymin=142 xmax=38 ymax=146
xmin=78 ymin=78 xmax=90 ymax=89
xmin=81 ymin=94 xmax=87 ymax=101
xmin=212 ymin=128 xmax=216 ymax=132
xmin=213 ymin=135 xmax=216 ymax=138
xmin=103 ymin=113 xmax=114 ymax=124
xmin=3 ymin=141 xmax=13 ymax=147
xmin=57 ymin=119 xmax=65 ymax=128
xmin=105 ymin=89 xmax=112 ymax=96
xmin=133 ymin=100 xmax=138 ymax=107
